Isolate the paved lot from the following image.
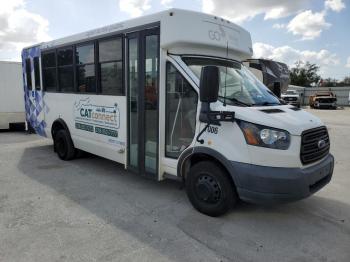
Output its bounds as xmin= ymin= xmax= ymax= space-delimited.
xmin=0 ymin=108 xmax=349 ymax=262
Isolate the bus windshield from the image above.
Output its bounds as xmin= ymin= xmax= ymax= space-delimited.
xmin=182 ymin=57 xmax=281 ymax=107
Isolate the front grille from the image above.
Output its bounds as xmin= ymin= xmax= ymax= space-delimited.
xmin=300 ymin=126 xmax=330 ymax=165
xmin=284 ymin=97 xmax=297 ymax=101
xmin=317 ymin=98 xmax=335 ymax=103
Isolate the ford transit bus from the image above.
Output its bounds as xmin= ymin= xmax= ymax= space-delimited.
xmin=22 ymin=9 xmax=334 ymax=216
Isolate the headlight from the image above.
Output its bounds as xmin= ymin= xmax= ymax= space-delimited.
xmin=237 ymin=120 xmax=290 ymax=150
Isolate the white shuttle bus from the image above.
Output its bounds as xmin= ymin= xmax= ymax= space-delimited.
xmin=22 ymin=9 xmax=334 ymax=216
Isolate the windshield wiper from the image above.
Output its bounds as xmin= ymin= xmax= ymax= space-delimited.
xmin=218 ymin=96 xmax=252 ymax=107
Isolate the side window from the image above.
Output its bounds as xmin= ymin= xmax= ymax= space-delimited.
xmin=42 ymin=52 xmax=57 ymax=92
xmin=76 ymin=43 xmax=96 ymax=93
xmin=58 ymin=47 xmax=74 ymax=92
xmin=33 ymin=57 xmax=41 ymax=90
xmin=165 ymin=62 xmax=198 ymax=159
xmin=25 ymin=58 xmax=32 ymax=90
xmin=98 ymin=38 xmax=123 ymax=95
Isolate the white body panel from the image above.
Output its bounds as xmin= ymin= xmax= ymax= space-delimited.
xmin=0 ymin=62 xmax=24 ymax=129
xmin=41 ymin=9 xmax=252 ymax=61
xmin=194 ymin=102 xmax=324 ymax=169
xmin=43 ymin=94 xmax=127 ymax=163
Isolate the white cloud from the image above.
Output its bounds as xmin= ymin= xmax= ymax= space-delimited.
xmin=201 ymin=0 xmax=344 ymax=41
xmin=325 ymin=0 xmax=346 ymax=12
xmin=253 ymin=42 xmax=340 ymax=76
xmin=161 ymin=0 xmax=174 ymax=8
xmin=0 ymin=0 xmax=50 ymax=61
xmin=202 ymin=0 xmax=309 ymax=24
xmin=119 ymin=0 xmax=151 ymax=18
xmin=272 ymin=23 xmax=286 ymax=29
xmin=346 ymin=57 xmax=350 ymax=68
xmin=287 ymin=10 xmax=331 ymax=40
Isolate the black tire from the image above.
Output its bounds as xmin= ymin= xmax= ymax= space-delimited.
xmin=54 ymin=129 xmax=75 ymax=161
xmin=185 ymin=161 xmax=237 ymax=217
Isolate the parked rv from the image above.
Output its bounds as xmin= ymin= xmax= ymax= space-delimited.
xmin=22 ymin=9 xmax=334 ymax=216
xmin=309 ymin=91 xmax=337 ymax=109
xmin=243 ymin=59 xmax=290 ymax=98
xmin=281 ymin=90 xmax=301 ymax=108
xmin=0 ymin=61 xmax=25 ymax=130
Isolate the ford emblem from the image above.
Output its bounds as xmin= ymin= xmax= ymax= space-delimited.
xmin=318 ymin=139 xmax=326 ymax=149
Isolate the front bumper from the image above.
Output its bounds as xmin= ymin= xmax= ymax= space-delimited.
xmin=315 ymin=102 xmax=336 ymax=108
xmin=230 ymin=154 xmax=334 ymax=204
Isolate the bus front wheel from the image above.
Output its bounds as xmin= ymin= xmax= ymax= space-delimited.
xmin=185 ymin=161 xmax=237 ymax=217
xmin=54 ymin=129 xmax=76 ymax=161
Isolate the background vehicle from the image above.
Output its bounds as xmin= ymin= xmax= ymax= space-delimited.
xmin=309 ymin=91 xmax=337 ymax=109
xmin=243 ymin=59 xmax=290 ymax=98
xmin=0 ymin=61 xmax=25 ymax=130
xmin=22 ymin=9 xmax=333 ymax=216
xmin=281 ymin=90 xmax=301 ymax=108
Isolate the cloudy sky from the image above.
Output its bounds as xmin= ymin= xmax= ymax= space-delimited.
xmin=0 ymin=0 xmax=349 ymax=79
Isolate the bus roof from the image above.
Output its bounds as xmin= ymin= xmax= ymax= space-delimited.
xmin=26 ymin=9 xmax=253 ymax=61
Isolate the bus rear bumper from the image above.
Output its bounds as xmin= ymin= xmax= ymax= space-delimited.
xmin=231 ymin=154 xmax=334 ymax=204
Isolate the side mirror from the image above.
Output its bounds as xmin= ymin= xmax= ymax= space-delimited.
xmin=197 ymin=66 xmax=234 ymax=144
xmin=200 ymin=66 xmax=220 ymax=103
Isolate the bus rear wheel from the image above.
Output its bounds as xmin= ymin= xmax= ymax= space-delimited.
xmin=54 ymin=129 xmax=75 ymax=161
xmin=185 ymin=161 xmax=237 ymax=217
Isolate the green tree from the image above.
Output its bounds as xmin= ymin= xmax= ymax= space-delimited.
xmin=339 ymin=76 xmax=350 ymax=86
xmin=322 ymin=78 xmax=338 ymax=87
xmin=290 ymin=61 xmax=321 ymax=87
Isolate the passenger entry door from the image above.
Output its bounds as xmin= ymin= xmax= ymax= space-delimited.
xmin=126 ymin=27 xmax=160 ymax=178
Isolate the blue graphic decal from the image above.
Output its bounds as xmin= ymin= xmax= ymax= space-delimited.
xmin=22 ymin=46 xmax=48 ymax=137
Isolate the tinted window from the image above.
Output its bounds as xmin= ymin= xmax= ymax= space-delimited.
xmin=42 ymin=52 xmax=56 ymax=67
xmin=98 ymin=37 xmax=123 ymax=95
xmin=250 ymin=63 xmax=262 ymax=71
xmin=56 ymin=46 xmax=74 ymax=93
xmin=77 ymin=64 xmax=96 ymax=92
xmin=76 ymin=44 xmax=94 ymax=64
xmin=144 ymin=34 xmax=159 ymax=173
xmin=58 ymin=67 xmax=74 ymax=92
xmin=128 ymin=37 xmax=138 ymax=168
xmin=34 ymin=57 xmax=40 ymax=90
xmin=42 ymin=52 xmax=57 ymax=91
xmin=43 ymin=69 xmax=56 ymax=91
xmin=99 ymin=38 xmax=122 ymax=62
xmin=58 ymin=48 xmax=73 ymax=66
xmin=25 ymin=58 xmax=32 ymax=89
xmin=100 ymin=62 xmax=122 ymax=95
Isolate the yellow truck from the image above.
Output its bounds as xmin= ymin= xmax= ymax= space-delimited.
xmin=309 ymin=91 xmax=337 ymax=109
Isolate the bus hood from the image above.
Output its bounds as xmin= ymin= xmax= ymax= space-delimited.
xmin=213 ymin=104 xmax=324 ymax=136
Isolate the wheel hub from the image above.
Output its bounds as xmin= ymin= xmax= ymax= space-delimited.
xmin=195 ymin=175 xmax=221 ymax=204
